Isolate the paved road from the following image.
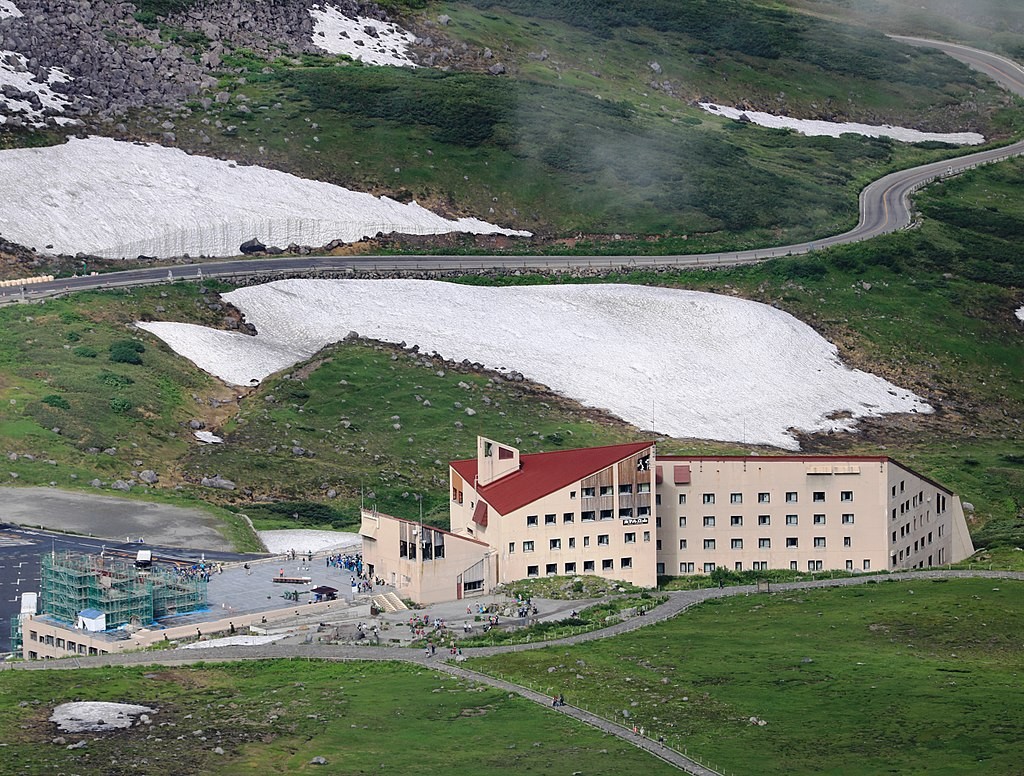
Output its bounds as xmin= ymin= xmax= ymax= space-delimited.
xmin=10 ymin=570 xmax=1023 ymax=775
xmin=1 ymin=38 xmax=1022 ymax=307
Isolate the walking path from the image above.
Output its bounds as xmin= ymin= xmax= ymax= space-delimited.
xmin=10 ymin=569 xmax=1023 ymax=775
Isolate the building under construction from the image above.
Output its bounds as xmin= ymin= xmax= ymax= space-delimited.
xmin=39 ymin=551 xmax=207 ymax=629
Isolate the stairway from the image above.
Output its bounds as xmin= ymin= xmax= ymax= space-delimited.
xmin=372 ymin=592 xmax=408 ymax=613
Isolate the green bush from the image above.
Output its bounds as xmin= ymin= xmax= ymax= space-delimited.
xmin=40 ymin=394 xmax=70 ymax=410
xmin=73 ymin=346 xmax=98 ymax=358
xmin=98 ymin=371 xmax=135 ymax=387
xmin=109 ymin=397 xmax=133 ymax=414
xmin=109 ymin=339 xmax=145 ymax=365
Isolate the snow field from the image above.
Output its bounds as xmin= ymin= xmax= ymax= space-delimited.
xmin=310 ymin=5 xmax=418 ymax=67
xmin=50 ymin=702 xmax=154 ymax=733
xmin=181 ymin=634 xmax=289 ymax=649
xmin=1016 ymin=305 xmax=1024 ymax=323
xmin=0 ymin=0 xmax=21 ymax=18
xmin=137 ymin=279 xmax=932 ymax=450
xmin=0 ymin=50 xmax=75 ymax=127
xmin=0 ymin=136 xmax=529 ymax=258
xmin=258 ymin=529 xmax=361 ymax=555
xmin=699 ymin=103 xmax=986 ymax=145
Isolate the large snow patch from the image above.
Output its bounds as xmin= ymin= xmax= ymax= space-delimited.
xmin=50 ymin=702 xmax=154 ymax=733
xmin=258 ymin=529 xmax=361 ymax=555
xmin=0 ymin=51 xmax=75 ymax=127
xmin=700 ymin=103 xmax=985 ymax=145
xmin=311 ymin=5 xmax=417 ymax=67
xmin=0 ymin=137 xmax=528 ymax=258
xmin=0 ymin=0 xmax=22 ymax=18
xmin=137 ymin=279 xmax=932 ymax=450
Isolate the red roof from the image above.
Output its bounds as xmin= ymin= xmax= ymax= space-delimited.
xmin=451 ymin=441 xmax=653 ymax=515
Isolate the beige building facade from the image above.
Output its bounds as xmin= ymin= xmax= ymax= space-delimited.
xmin=358 ymin=437 xmax=975 ymax=604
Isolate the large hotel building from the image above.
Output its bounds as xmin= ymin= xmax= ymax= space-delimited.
xmin=359 ymin=436 xmax=974 ymax=603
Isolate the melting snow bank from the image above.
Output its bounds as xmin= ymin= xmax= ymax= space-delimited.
xmin=0 ymin=51 xmax=76 ymax=128
xmin=311 ymin=5 xmax=417 ymax=67
xmin=181 ymin=634 xmax=289 ymax=649
xmin=0 ymin=137 xmax=529 ymax=259
xmin=137 ymin=279 xmax=932 ymax=450
xmin=1016 ymin=305 xmax=1024 ymax=322
xmin=699 ymin=103 xmax=985 ymax=145
xmin=0 ymin=0 xmax=21 ymax=18
xmin=258 ymin=529 xmax=361 ymax=555
xmin=50 ymin=702 xmax=154 ymax=733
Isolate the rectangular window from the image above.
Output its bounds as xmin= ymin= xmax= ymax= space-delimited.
xmin=619 ymin=507 xmax=634 ymax=518
xmin=813 ymin=514 xmax=825 ymax=525
xmin=621 ymin=557 xmax=633 ymax=569
xmin=655 ymin=495 xmax=662 ymax=506
xmin=758 ymin=515 xmax=770 ymax=526
xmin=637 ymin=482 xmax=651 ymax=493
xmin=584 ymin=536 xmax=591 ymax=547
xmin=704 ymin=538 xmax=716 ymax=550
xmin=582 ymin=510 xmax=596 ymax=522
xmin=657 ymin=562 xmax=665 ymax=575
xmin=758 ymin=492 xmax=771 ymax=503
xmin=786 ymin=537 xmax=799 ymax=548
xmin=545 ymin=513 xmax=557 ymax=525
xmin=678 ymin=516 xmax=687 ymax=527
xmin=600 ymin=485 xmax=614 ymax=496
xmin=584 ymin=560 xmax=595 ymax=572
xmin=703 ymin=563 xmax=716 ymax=573
xmin=814 ymin=537 xmax=826 ymax=548
xmin=624 ymin=532 xmax=637 ymax=544
xmin=527 ymin=515 xmax=538 ymax=527
xmin=813 ymin=492 xmax=826 ymax=502
xmin=523 ymin=541 xmax=535 ymax=552
xmin=546 ymin=563 xmax=558 ymax=575
xmin=841 ymin=491 xmax=853 ymax=502
xmin=863 ymin=559 xmax=871 ymax=570
xmin=550 ymin=538 xmax=561 ymax=550
xmin=735 ymin=562 xmax=743 ymax=571
xmin=565 ymin=562 xmax=577 ymax=574
xmin=844 ymin=536 xmax=852 ymax=548
xmin=599 ymin=509 xmax=614 ymax=520
xmin=703 ymin=516 xmax=716 ymax=527
xmin=602 ymin=559 xmax=614 ymax=571
xmin=845 ymin=560 xmax=854 ymax=570
xmin=808 ymin=560 xmax=823 ymax=571
xmin=598 ymin=534 xmax=610 ymax=546
xmin=679 ymin=539 xmax=688 ymax=550
xmin=730 ymin=515 xmax=743 ymax=526
xmin=753 ymin=561 xmax=767 ymax=571
xmin=570 ymin=491 xmax=576 ymax=499
xmin=637 ymin=505 xmax=651 ymax=516
xmin=568 ymin=537 xmax=576 ymax=549
xmin=619 ymin=484 xmax=633 ymax=495
xmin=790 ymin=561 xmax=798 ymax=570
xmin=842 ymin=513 xmax=854 ymax=525
xmin=786 ymin=492 xmax=798 ymax=503
xmin=582 ymin=487 xmax=596 ymax=498
xmin=563 ymin=512 xmax=575 ymax=523
xmin=758 ymin=538 xmax=771 ymax=549
xmin=527 ymin=565 xmax=539 ymax=577
xmin=731 ymin=538 xmax=743 ymax=550
xmin=786 ymin=514 xmax=798 ymax=526
xmin=644 ymin=531 xmax=651 ymax=543
xmin=678 ymin=494 xmax=687 ymax=505
xmin=730 ymin=493 xmax=743 ymax=504
xmin=703 ymin=493 xmax=716 ymax=505
xmin=680 ymin=562 xmax=694 ymax=573
xmin=508 ymin=542 xmax=515 ymax=554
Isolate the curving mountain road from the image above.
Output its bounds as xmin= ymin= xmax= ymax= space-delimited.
xmin=4 ymin=37 xmax=1024 ymax=304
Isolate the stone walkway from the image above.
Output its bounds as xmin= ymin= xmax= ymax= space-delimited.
xmin=10 ymin=569 xmax=1024 ymax=775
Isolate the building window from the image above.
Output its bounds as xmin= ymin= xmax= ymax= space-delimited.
xmin=790 ymin=561 xmax=798 ymax=570
xmin=703 ymin=516 xmax=716 ymax=527
xmin=545 ymin=514 xmax=557 ymax=525
xmin=678 ymin=494 xmax=687 ymax=505
xmin=730 ymin=516 xmax=743 ymax=526
xmin=753 ymin=561 xmax=767 ymax=571
xmin=584 ymin=536 xmax=591 ymax=547
xmin=679 ymin=539 xmax=688 ymax=550
xmin=657 ymin=562 xmax=665 ymax=575
xmin=863 ymin=559 xmax=871 ymax=570
xmin=508 ymin=542 xmax=515 ymax=554
xmin=678 ymin=516 xmax=687 ymax=527
xmin=584 ymin=560 xmax=595 ymax=572
xmin=582 ymin=510 xmax=596 ymax=522
xmin=598 ymin=534 xmax=610 ymax=546
xmin=570 ymin=491 xmax=577 ymax=499
xmin=730 ymin=493 xmax=743 ymax=504
xmin=735 ymin=562 xmax=743 ymax=571
xmin=703 ymin=493 xmax=716 ymax=505
xmin=602 ymin=559 xmax=614 ymax=571
xmin=786 ymin=537 xmax=799 ymax=548
xmin=621 ymin=557 xmax=633 ymax=569
xmin=656 ymin=495 xmax=662 ymax=506
xmin=841 ymin=491 xmax=853 ymax=502
xmin=600 ymin=485 xmax=614 ymax=496
xmin=786 ymin=514 xmax=798 ymax=526
xmin=731 ymin=538 xmax=743 ymax=550
xmin=56 ymin=638 xmax=65 ymax=648
xmin=624 ymin=532 xmax=637 ymax=544
xmin=813 ymin=491 xmax=826 ymax=502
xmin=619 ymin=507 xmax=634 ymax=518
xmin=565 ymin=562 xmax=577 ymax=574
xmin=759 ymin=538 xmax=771 ymax=549
xmin=846 ymin=560 xmax=854 ymax=570
xmin=563 ymin=512 xmax=575 ymax=523
xmin=569 ymin=537 xmax=576 ymax=549
xmin=527 ymin=565 xmax=539 ymax=577
xmin=786 ymin=492 xmax=798 ymax=503
xmin=637 ymin=482 xmax=651 ymax=493
xmin=704 ymin=538 xmax=716 ymax=550
xmin=527 ymin=515 xmax=538 ymax=527
xmin=758 ymin=515 xmax=770 ymax=526
xmin=582 ymin=487 xmax=596 ymax=498
xmin=680 ymin=562 xmax=695 ymax=573
xmin=549 ymin=538 xmax=561 ymax=550
xmin=844 ymin=536 xmax=852 ymax=548
xmin=814 ymin=537 xmax=826 ymax=548
xmin=546 ymin=563 xmax=558 ymax=576
xmin=758 ymin=492 xmax=770 ymax=503
xmin=637 ymin=505 xmax=651 ymax=516
xmin=703 ymin=563 xmax=716 ymax=573
xmin=842 ymin=514 xmax=854 ymax=525
xmin=599 ymin=509 xmax=614 ymax=520
xmin=619 ymin=484 xmax=633 ymax=495
xmin=813 ymin=514 xmax=825 ymax=525
xmin=808 ymin=560 xmax=823 ymax=571
xmin=645 ymin=531 xmax=651 ymax=543
xmin=523 ymin=541 xmax=535 ymax=553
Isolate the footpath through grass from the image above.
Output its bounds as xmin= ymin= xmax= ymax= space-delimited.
xmin=0 ymin=659 xmax=678 ymax=776
xmin=469 ymin=577 xmax=1024 ymax=775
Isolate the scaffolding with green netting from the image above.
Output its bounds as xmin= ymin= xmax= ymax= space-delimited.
xmin=39 ymin=551 xmax=206 ymax=629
